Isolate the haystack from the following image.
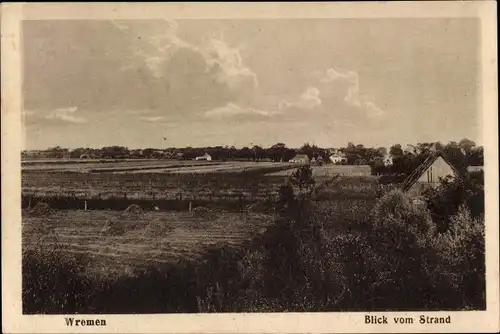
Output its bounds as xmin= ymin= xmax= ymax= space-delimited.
xmin=28 ymin=202 xmax=54 ymax=217
xmin=142 ymin=219 xmax=174 ymax=237
xmin=191 ymin=206 xmax=213 ymax=219
xmin=100 ymin=219 xmax=126 ymax=236
xmin=123 ymin=204 xmax=144 ymax=215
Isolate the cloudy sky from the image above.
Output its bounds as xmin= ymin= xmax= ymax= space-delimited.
xmin=22 ymin=18 xmax=481 ymax=149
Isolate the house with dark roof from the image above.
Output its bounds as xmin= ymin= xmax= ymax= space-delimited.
xmin=289 ymin=154 xmax=310 ymax=164
xmin=402 ymin=152 xmax=461 ymax=198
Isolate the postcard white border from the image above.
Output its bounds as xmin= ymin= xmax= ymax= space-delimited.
xmin=2 ymin=2 xmax=499 ymax=333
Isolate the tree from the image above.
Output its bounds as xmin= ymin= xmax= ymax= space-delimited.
xmin=468 ymin=146 xmax=484 ymax=166
xmin=376 ymin=147 xmax=388 ymax=156
xmin=458 ymin=138 xmax=476 ymax=153
xmin=290 ymin=165 xmax=316 ymax=200
xmin=267 ymin=143 xmax=294 ymax=162
xmin=389 ymin=144 xmax=404 ymax=158
xmin=424 ymin=172 xmax=484 ymax=233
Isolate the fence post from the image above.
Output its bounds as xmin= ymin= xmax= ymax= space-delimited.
xmin=84 ymin=200 xmax=88 ymax=211
xmin=189 ymin=201 xmax=192 ymax=212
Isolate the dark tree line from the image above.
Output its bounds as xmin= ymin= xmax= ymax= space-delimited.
xmin=372 ymin=139 xmax=484 ymax=177
xmin=22 ymin=139 xmax=483 ymax=171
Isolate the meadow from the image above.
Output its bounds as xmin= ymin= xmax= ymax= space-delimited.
xmin=21 ymin=160 xmax=381 ymax=279
xmin=21 ymin=162 xmax=485 ymax=313
xmin=23 ymin=208 xmax=274 ymax=277
xmin=22 ymin=160 xmax=322 ymax=206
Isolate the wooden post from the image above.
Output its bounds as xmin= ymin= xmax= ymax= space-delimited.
xmin=189 ymin=201 xmax=192 ymax=212
xmin=84 ymin=200 xmax=88 ymax=211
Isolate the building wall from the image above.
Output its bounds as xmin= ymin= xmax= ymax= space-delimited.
xmin=330 ymin=156 xmax=347 ymax=164
xmin=416 ymin=157 xmax=455 ymax=183
xmin=407 ymin=157 xmax=456 ymax=197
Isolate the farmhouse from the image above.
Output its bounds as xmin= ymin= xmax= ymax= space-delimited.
xmin=195 ymin=153 xmax=212 ymax=161
xmin=289 ymin=154 xmax=309 ymax=163
xmin=467 ymin=165 xmax=484 ymax=173
xmin=383 ymin=154 xmax=393 ymax=166
xmin=402 ymin=152 xmax=460 ymax=197
xmin=329 ymin=152 xmax=347 ymax=164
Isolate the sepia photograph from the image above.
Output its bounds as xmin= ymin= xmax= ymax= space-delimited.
xmin=2 ymin=2 xmax=499 ymax=334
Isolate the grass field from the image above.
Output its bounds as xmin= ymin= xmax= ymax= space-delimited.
xmin=22 ymin=160 xmax=220 ymax=173
xmin=22 ymin=159 xmax=299 ymax=174
xmin=22 ymin=172 xmax=291 ymax=200
xmin=23 ymin=209 xmax=274 ymax=276
xmin=266 ymin=164 xmax=372 ymax=178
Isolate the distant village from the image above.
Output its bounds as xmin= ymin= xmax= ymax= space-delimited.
xmin=22 ymin=140 xmax=483 ymax=178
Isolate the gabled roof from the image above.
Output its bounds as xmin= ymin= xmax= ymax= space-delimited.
xmin=401 ymin=151 xmax=461 ymax=191
xmin=292 ymin=154 xmax=309 ymax=160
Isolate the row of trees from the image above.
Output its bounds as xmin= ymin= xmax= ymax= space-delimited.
xmin=373 ymin=139 xmax=484 ymax=176
xmin=22 ymin=139 xmax=483 ymax=172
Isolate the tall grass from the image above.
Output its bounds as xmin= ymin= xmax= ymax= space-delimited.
xmin=22 ymin=168 xmax=485 ymax=313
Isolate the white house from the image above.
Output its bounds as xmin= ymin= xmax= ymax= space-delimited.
xmin=289 ymin=154 xmax=309 ymax=163
xmin=383 ymin=154 xmax=393 ymax=166
xmin=329 ymin=152 xmax=347 ymax=164
xmin=467 ymin=166 xmax=483 ymax=173
xmin=195 ymin=153 xmax=212 ymax=161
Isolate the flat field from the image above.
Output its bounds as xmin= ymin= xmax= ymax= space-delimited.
xmin=22 ymin=160 xmax=219 ymax=173
xmin=22 ymin=159 xmax=298 ymax=175
xmin=23 ymin=209 xmax=274 ymax=276
xmin=22 ymin=172 xmax=291 ymax=200
xmin=266 ymin=164 xmax=372 ymax=178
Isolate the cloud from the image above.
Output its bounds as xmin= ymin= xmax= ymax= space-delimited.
xmin=45 ymin=107 xmax=87 ymax=124
xmin=139 ymin=116 xmax=164 ymax=122
xmin=203 ymin=38 xmax=258 ymax=90
xmin=280 ymin=86 xmax=322 ymax=110
xmin=321 ymin=68 xmax=384 ymax=117
xmin=23 ymin=107 xmax=87 ymax=128
xmin=321 ymin=68 xmax=358 ymax=84
xmin=113 ymin=20 xmax=258 ymax=93
xmin=205 ymin=103 xmax=279 ymax=118
xmin=365 ymin=101 xmax=384 ymax=116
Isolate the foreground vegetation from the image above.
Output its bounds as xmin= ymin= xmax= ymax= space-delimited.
xmin=22 ymin=167 xmax=485 ymax=313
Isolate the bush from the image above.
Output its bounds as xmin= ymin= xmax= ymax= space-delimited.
xmin=425 ymin=173 xmax=484 ymax=232
xmin=433 ymin=206 xmax=485 ymax=309
xmin=22 ymin=249 xmax=92 ymax=314
xmin=22 ymin=173 xmax=485 ymax=313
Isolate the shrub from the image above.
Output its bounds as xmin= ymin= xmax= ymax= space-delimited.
xmin=433 ymin=206 xmax=485 ymax=309
xmin=425 ymin=174 xmax=484 ymax=232
xmin=23 ymin=172 xmax=485 ymax=314
xmin=22 ymin=249 xmax=91 ymax=314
